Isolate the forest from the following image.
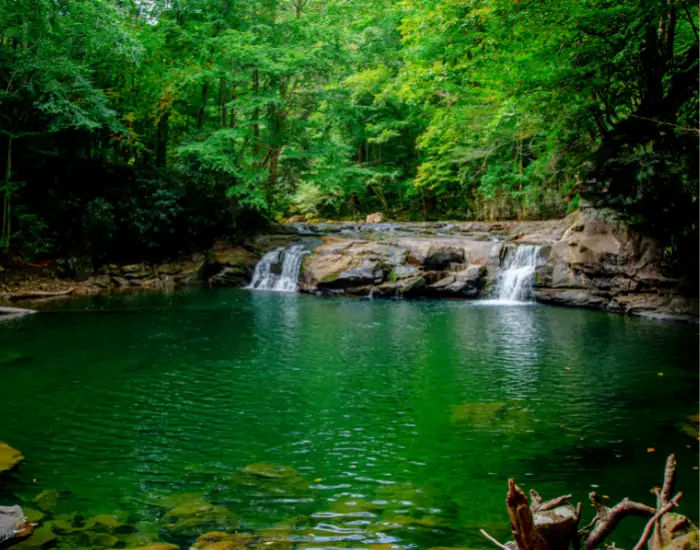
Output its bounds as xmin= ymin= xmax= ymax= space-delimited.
xmin=0 ymin=0 xmax=697 ymax=267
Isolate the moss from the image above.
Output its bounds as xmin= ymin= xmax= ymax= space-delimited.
xmin=0 ymin=441 xmax=24 ymax=472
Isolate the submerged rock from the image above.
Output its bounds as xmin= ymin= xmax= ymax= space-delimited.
xmin=5 ymin=523 xmax=54 ymax=550
xmin=451 ymin=401 xmax=531 ymax=432
xmin=117 ymin=545 xmax=179 ymax=550
xmin=240 ymin=463 xmax=302 ymax=480
xmin=160 ymin=494 xmax=239 ymax=538
xmin=0 ymin=441 xmax=24 ymax=472
xmin=192 ymin=531 xmax=255 ymax=550
xmin=32 ymin=490 xmax=60 ymax=512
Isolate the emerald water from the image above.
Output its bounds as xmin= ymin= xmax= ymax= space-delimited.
xmin=0 ymin=289 xmax=697 ymax=549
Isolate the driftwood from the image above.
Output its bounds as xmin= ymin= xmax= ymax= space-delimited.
xmin=4 ymin=287 xmax=76 ymax=301
xmin=507 ymin=479 xmax=550 ymax=550
xmin=482 ymin=454 xmax=694 ymax=550
xmin=0 ymin=306 xmax=36 ymax=316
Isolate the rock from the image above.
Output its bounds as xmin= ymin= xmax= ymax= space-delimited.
xmin=209 ymin=266 xmax=249 ymax=287
xmin=192 ymin=531 xmax=255 ymax=550
xmin=0 ymin=441 xmax=24 ymax=472
xmin=84 ymin=513 xmax=132 ymax=534
xmin=422 ymin=245 xmax=465 ymax=270
xmin=57 ymin=256 xmax=94 ymax=281
xmin=22 ymin=508 xmax=45 ymax=524
xmin=0 ymin=505 xmax=31 ymax=544
xmin=451 ymin=401 xmax=530 ymax=432
xmin=213 ymin=243 xmax=258 ymax=270
xmin=157 ymin=262 xmax=184 ymax=275
xmin=240 ymin=463 xmax=301 ymax=480
xmin=366 ymin=212 xmax=384 ymax=223
xmin=651 ymin=513 xmax=699 ymax=550
xmin=92 ymin=274 xmax=112 ymax=288
xmin=160 ymin=494 xmax=239 ymax=538
xmin=33 ymin=490 xmax=59 ymax=512
xmin=5 ymin=523 xmax=54 ymax=550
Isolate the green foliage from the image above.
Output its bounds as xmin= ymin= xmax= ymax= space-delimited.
xmin=0 ymin=0 xmax=696 ymax=267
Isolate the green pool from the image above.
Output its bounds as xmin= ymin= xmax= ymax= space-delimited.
xmin=0 ymin=289 xmax=697 ymax=549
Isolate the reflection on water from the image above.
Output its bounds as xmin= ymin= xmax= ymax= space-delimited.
xmin=0 ymin=289 xmax=697 ymax=549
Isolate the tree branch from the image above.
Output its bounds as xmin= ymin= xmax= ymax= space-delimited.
xmin=633 ymin=492 xmax=682 ymax=550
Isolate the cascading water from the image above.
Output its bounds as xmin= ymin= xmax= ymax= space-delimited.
xmin=248 ymin=244 xmax=309 ymax=292
xmin=493 ymin=245 xmax=541 ymax=303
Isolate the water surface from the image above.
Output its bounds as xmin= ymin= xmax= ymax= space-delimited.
xmin=0 ymin=290 xmax=697 ymax=548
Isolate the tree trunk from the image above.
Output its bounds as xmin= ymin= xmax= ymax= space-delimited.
xmin=156 ymin=111 xmax=169 ymax=168
xmin=252 ymin=70 xmax=260 ymax=156
xmin=2 ymin=135 xmax=12 ymax=250
xmin=197 ymin=82 xmax=208 ymax=130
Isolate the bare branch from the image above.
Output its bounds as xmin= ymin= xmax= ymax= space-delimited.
xmin=633 ymin=492 xmax=683 ymax=550
xmin=584 ymin=493 xmax=656 ymax=550
xmin=481 ymin=528 xmax=513 ymax=550
xmin=659 ymin=454 xmax=677 ymax=507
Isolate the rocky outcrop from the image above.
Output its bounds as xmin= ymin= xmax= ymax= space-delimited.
xmin=533 ymin=209 xmax=698 ymax=320
xmin=292 ymin=208 xmax=697 ymax=321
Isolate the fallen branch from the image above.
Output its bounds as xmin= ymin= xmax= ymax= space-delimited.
xmin=530 ymin=489 xmax=574 ymax=513
xmin=633 ymin=492 xmax=683 ymax=550
xmin=584 ymin=493 xmax=656 ymax=549
xmin=481 ymin=528 xmax=514 ymax=550
xmin=5 ymin=287 xmax=76 ymax=301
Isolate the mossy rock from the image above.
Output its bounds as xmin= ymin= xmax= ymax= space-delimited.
xmin=9 ymin=523 xmax=57 ymax=550
xmin=32 ymin=490 xmax=59 ymax=512
xmin=450 ymin=401 xmax=531 ymax=432
xmin=84 ymin=513 xmax=133 ymax=534
xmin=161 ymin=495 xmax=239 ymax=538
xmin=0 ymin=441 xmax=24 ymax=472
xmin=155 ymin=492 xmax=206 ymax=510
xmin=240 ymin=463 xmax=302 ymax=480
xmin=192 ymin=531 xmax=255 ymax=550
xmin=228 ymin=463 xmax=310 ymax=497
xmin=23 ymin=508 xmax=45 ymax=524
xmin=111 ymin=545 xmax=179 ymax=550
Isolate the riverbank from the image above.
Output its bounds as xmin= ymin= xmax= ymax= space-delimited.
xmin=1 ymin=208 xmax=697 ymax=322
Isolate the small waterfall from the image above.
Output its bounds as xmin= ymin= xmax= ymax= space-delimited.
xmin=494 ymin=245 xmax=541 ymax=302
xmin=248 ymin=244 xmax=309 ymax=292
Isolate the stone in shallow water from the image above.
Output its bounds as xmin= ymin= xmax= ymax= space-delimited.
xmin=32 ymin=490 xmax=59 ymax=512
xmin=115 ymin=545 xmax=179 ymax=550
xmin=160 ymin=494 xmax=239 ymax=538
xmin=0 ymin=441 xmax=23 ymax=472
xmin=192 ymin=531 xmax=255 ymax=550
xmin=450 ymin=401 xmax=530 ymax=432
xmin=7 ymin=523 xmax=56 ymax=550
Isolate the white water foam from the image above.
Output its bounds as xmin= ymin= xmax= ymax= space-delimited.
xmin=247 ymin=244 xmax=309 ymax=292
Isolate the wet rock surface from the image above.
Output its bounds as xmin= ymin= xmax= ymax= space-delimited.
xmin=290 ymin=209 xmax=697 ymax=321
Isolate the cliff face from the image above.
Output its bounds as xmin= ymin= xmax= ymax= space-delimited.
xmin=289 ymin=209 xmax=697 ymax=321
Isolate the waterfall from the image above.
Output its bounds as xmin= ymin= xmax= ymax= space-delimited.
xmin=494 ymin=245 xmax=541 ymax=302
xmin=248 ymin=244 xmax=309 ymax=292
